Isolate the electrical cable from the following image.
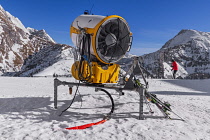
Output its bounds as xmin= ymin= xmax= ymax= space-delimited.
xmin=67 ymin=89 xmax=83 ymax=110
xmin=59 ymin=32 xmax=91 ymax=115
xmin=59 ymin=81 xmax=81 ymax=116
xmin=77 ymin=33 xmax=92 ymax=82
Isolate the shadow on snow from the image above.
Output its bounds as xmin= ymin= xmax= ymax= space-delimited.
xmin=0 ymin=96 xmax=145 ymax=124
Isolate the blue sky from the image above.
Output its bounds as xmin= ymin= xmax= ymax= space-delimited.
xmin=1 ymin=0 xmax=210 ymax=56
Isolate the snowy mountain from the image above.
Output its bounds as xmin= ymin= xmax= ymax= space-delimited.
xmin=142 ymin=29 xmax=210 ymax=79
xmin=4 ymin=44 xmax=74 ymax=77
xmin=27 ymin=27 xmax=55 ymax=43
xmin=0 ymin=5 xmax=72 ymax=76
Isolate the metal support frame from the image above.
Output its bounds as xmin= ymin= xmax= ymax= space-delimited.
xmin=54 ymin=56 xmax=147 ymax=120
xmin=138 ymin=87 xmax=145 ymax=120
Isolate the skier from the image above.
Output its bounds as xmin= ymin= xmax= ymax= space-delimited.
xmin=171 ymin=59 xmax=178 ymax=79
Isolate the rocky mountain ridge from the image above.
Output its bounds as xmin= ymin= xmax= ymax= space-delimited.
xmin=142 ymin=29 xmax=210 ymax=79
xmin=0 ymin=5 xmax=72 ymax=75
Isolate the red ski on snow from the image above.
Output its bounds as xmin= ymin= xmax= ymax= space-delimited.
xmin=65 ymin=119 xmax=107 ymax=130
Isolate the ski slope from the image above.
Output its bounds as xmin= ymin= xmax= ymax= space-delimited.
xmin=0 ymin=77 xmax=210 ymax=140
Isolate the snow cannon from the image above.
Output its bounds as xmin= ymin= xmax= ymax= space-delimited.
xmin=70 ymin=13 xmax=132 ymax=83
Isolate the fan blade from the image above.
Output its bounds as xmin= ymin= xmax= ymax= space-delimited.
xmin=104 ymin=42 xmax=116 ymax=56
xmin=109 ymin=44 xmax=117 ymax=62
xmin=98 ymin=35 xmax=105 ymax=42
xmin=100 ymin=28 xmax=107 ymax=37
xmin=118 ymin=43 xmax=126 ymax=54
xmin=110 ymin=23 xmax=118 ymax=34
xmin=105 ymin=23 xmax=112 ymax=34
xmin=120 ymin=32 xmax=130 ymax=41
xmin=98 ymin=41 xmax=106 ymax=48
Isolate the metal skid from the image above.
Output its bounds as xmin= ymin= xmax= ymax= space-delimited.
xmin=54 ymin=56 xmax=146 ymax=120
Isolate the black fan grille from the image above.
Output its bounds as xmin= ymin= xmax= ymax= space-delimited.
xmin=96 ymin=18 xmax=131 ymax=63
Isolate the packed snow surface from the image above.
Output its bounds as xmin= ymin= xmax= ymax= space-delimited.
xmin=0 ymin=77 xmax=210 ymax=140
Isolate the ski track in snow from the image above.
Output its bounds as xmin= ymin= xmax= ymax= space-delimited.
xmin=0 ymin=77 xmax=210 ymax=140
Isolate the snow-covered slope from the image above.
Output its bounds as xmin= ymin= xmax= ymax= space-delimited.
xmin=33 ymin=59 xmax=74 ymax=77
xmin=3 ymin=44 xmax=74 ymax=77
xmin=142 ymin=29 xmax=210 ymax=79
xmin=0 ymin=77 xmax=209 ymax=139
xmin=33 ymin=47 xmax=74 ymax=77
xmin=27 ymin=27 xmax=55 ymax=43
xmin=28 ymin=46 xmax=74 ymax=77
xmin=163 ymin=29 xmax=210 ymax=49
xmin=163 ymin=62 xmax=188 ymax=79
